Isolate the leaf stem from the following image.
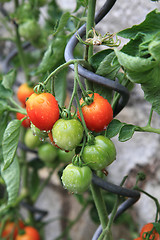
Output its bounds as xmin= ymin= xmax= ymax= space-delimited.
xmin=146 ymin=106 xmax=153 ymax=127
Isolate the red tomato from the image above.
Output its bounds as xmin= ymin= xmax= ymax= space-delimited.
xmin=77 ymin=93 xmax=113 ymax=132
xmin=16 ymin=112 xmax=31 ymax=128
xmin=26 ymin=92 xmax=59 ymax=131
xmin=15 ymin=226 xmax=40 ymax=240
xmin=17 ymin=83 xmax=34 ymax=106
xmin=1 ymin=220 xmax=24 ymax=240
xmin=140 ymin=223 xmax=160 ymax=240
xmin=134 ymin=238 xmax=142 ymax=240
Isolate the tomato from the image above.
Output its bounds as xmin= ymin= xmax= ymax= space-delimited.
xmin=58 ymin=149 xmax=75 ymax=163
xmin=52 ymin=118 xmax=84 ymax=151
xmin=77 ymin=93 xmax=113 ymax=132
xmin=134 ymin=238 xmax=142 ymax=240
xmin=19 ymin=20 xmax=41 ymax=41
xmin=26 ymin=92 xmax=59 ymax=131
xmin=82 ymin=135 xmax=116 ymax=171
xmin=24 ymin=128 xmax=41 ymax=149
xmin=15 ymin=226 xmax=40 ymax=240
xmin=1 ymin=220 xmax=24 ymax=240
xmin=17 ymin=83 xmax=34 ymax=106
xmin=140 ymin=223 xmax=160 ymax=240
xmin=61 ymin=163 xmax=92 ymax=194
xmin=38 ymin=143 xmax=57 ymax=163
xmin=16 ymin=112 xmax=30 ymax=128
xmin=30 ymin=122 xmax=48 ymax=140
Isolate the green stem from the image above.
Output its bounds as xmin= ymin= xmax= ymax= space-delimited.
xmin=84 ymin=0 xmax=96 ymax=91
xmin=54 ymin=201 xmax=89 ymax=240
xmin=147 ymin=106 xmax=153 ymax=127
xmin=135 ymin=125 xmax=160 ymax=135
xmin=9 ymin=98 xmax=27 ymax=114
xmin=90 ymin=183 xmax=109 ymax=232
xmin=134 ymin=186 xmax=160 ymax=222
xmin=44 ymin=59 xmax=87 ymax=86
xmin=68 ymin=64 xmax=78 ymax=113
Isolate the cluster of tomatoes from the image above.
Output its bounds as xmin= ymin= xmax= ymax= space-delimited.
xmin=16 ymin=83 xmax=116 ymax=194
xmin=0 ymin=220 xmax=40 ymax=240
xmin=134 ymin=223 xmax=160 ymax=240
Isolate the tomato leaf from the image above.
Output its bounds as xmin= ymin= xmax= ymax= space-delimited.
xmin=89 ymin=50 xmax=120 ymax=103
xmin=106 ymin=119 xmax=124 ymax=139
xmin=118 ymin=9 xmax=160 ymax=39
xmin=0 ymin=100 xmax=10 ymax=115
xmin=2 ymin=69 xmax=17 ymax=89
xmin=53 ymin=12 xmax=71 ymax=36
xmin=118 ymin=124 xmax=136 ymax=142
xmin=0 ymin=82 xmax=12 ymax=100
xmin=2 ymin=119 xmax=21 ymax=170
xmin=0 ymin=156 xmax=20 ymax=212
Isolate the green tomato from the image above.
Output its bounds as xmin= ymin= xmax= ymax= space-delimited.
xmin=38 ymin=143 xmax=57 ymax=163
xmin=31 ymin=122 xmax=48 ymax=140
xmin=24 ymin=128 xmax=41 ymax=149
xmin=19 ymin=19 xmax=41 ymax=41
xmin=58 ymin=149 xmax=75 ymax=163
xmin=82 ymin=135 xmax=116 ymax=171
xmin=52 ymin=119 xmax=84 ymax=151
xmin=61 ymin=164 xmax=92 ymax=194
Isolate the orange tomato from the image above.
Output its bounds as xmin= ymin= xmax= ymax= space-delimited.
xmin=17 ymin=83 xmax=34 ymax=106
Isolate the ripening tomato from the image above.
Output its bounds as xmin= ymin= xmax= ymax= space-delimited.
xmin=1 ymin=220 xmax=24 ymax=240
xmin=77 ymin=93 xmax=113 ymax=132
xmin=52 ymin=118 xmax=84 ymax=151
xmin=82 ymin=135 xmax=116 ymax=171
xmin=26 ymin=92 xmax=59 ymax=131
xmin=15 ymin=226 xmax=40 ymax=240
xmin=24 ymin=128 xmax=41 ymax=149
xmin=17 ymin=83 xmax=34 ymax=106
xmin=134 ymin=238 xmax=142 ymax=240
xmin=140 ymin=223 xmax=160 ymax=240
xmin=16 ymin=112 xmax=30 ymax=128
xmin=61 ymin=164 xmax=92 ymax=194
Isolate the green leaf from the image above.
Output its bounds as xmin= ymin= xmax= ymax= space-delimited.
xmin=36 ymin=36 xmax=67 ymax=74
xmin=0 ymin=100 xmax=10 ymax=115
xmin=118 ymin=9 xmax=160 ymax=39
xmin=0 ymin=82 xmax=12 ymax=100
xmin=74 ymin=0 xmax=88 ymax=12
xmin=106 ymin=119 xmax=124 ymax=139
xmin=115 ymin=48 xmax=160 ymax=115
xmin=54 ymin=68 xmax=67 ymax=107
xmin=0 ymin=156 xmax=20 ymax=211
xmin=2 ymin=120 xmax=21 ymax=170
xmin=2 ymin=69 xmax=17 ymax=89
xmin=118 ymin=124 xmax=136 ymax=142
xmin=148 ymin=32 xmax=160 ymax=61
xmin=53 ymin=12 xmax=71 ymax=36
xmin=89 ymin=50 xmax=120 ymax=103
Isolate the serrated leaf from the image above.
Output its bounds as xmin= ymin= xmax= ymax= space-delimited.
xmin=118 ymin=9 xmax=160 ymax=39
xmin=106 ymin=119 xmax=124 ymax=139
xmin=54 ymin=68 xmax=67 ymax=107
xmin=2 ymin=120 xmax=21 ymax=170
xmin=2 ymin=69 xmax=17 ymax=89
xmin=118 ymin=124 xmax=136 ymax=142
xmin=0 ymin=82 xmax=12 ymax=100
xmin=0 ymin=156 xmax=20 ymax=211
xmin=53 ymin=12 xmax=70 ymax=36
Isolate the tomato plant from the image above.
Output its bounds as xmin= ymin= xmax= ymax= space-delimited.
xmin=77 ymin=93 xmax=113 ymax=132
xmin=52 ymin=118 xmax=84 ymax=151
xmin=17 ymin=83 xmax=34 ymax=106
xmin=19 ymin=20 xmax=41 ymax=41
xmin=15 ymin=226 xmax=40 ymax=240
xmin=58 ymin=149 xmax=75 ymax=163
xmin=1 ymin=220 xmax=24 ymax=240
xmin=26 ymin=92 xmax=59 ymax=131
xmin=82 ymin=135 xmax=116 ymax=170
xmin=30 ymin=123 xmax=48 ymax=140
xmin=61 ymin=163 xmax=92 ymax=194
